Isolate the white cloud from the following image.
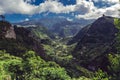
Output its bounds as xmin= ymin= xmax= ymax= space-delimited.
xmin=25 ymin=0 xmax=33 ymax=3
xmin=75 ymin=2 xmax=120 ymax=19
xmin=67 ymin=18 xmax=73 ymax=21
xmin=92 ymin=0 xmax=119 ymax=4
xmin=75 ymin=0 xmax=96 ymax=14
xmin=25 ymin=18 xmax=29 ymax=21
xmin=37 ymin=0 xmax=75 ymax=14
xmin=0 ymin=0 xmax=75 ymax=14
xmin=0 ymin=0 xmax=119 ymax=19
xmin=0 ymin=0 xmax=37 ymax=15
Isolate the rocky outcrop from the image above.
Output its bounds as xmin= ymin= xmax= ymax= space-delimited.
xmin=0 ymin=21 xmax=16 ymax=39
xmin=5 ymin=27 xmax=16 ymax=39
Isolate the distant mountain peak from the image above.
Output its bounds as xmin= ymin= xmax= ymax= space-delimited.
xmin=69 ymin=16 xmax=119 ymax=71
xmin=68 ymin=16 xmax=115 ymax=44
xmin=94 ymin=16 xmax=114 ymax=23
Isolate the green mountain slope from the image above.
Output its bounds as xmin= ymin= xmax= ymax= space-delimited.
xmin=0 ymin=16 xmax=120 ymax=80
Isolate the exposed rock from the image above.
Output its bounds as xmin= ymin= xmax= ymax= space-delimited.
xmin=5 ymin=27 xmax=16 ymax=39
xmin=0 ymin=21 xmax=16 ymax=39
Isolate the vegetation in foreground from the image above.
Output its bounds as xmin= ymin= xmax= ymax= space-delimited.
xmin=0 ymin=18 xmax=120 ymax=80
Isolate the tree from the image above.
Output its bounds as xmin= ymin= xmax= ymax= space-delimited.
xmin=0 ymin=50 xmax=71 ymax=80
xmin=108 ymin=54 xmax=120 ymax=80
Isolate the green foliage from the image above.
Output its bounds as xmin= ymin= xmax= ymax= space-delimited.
xmin=108 ymin=54 xmax=120 ymax=73
xmin=2 ymin=18 xmax=120 ymax=80
xmin=30 ymin=26 xmax=55 ymax=39
xmin=114 ymin=18 xmax=120 ymax=29
xmin=114 ymin=18 xmax=120 ymax=54
xmin=108 ymin=54 xmax=120 ymax=80
xmin=72 ymin=76 xmax=91 ymax=80
xmin=42 ymin=40 xmax=73 ymax=64
xmin=32 ymin=29 xmax=49 ymax=39
xmin=105 ymin=18 xmax=120 ymax=80
xmin=23 ymin=51 xmax=71 ymax=80
xmin=43 ymin=44 xmax=55 ymax=55
xmin=0 ymin=50 xmax=71 ymax=80
xmin=0 ymin=50 xmax=22 ymax=80
xmin=115 ymin=34 xmax=120 ymax=53
xmin=93 ymin=69 xmax=110 ymax=80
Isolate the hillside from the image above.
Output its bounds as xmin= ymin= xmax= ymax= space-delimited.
xmin=69 ymin=16 xmax=119 ymax=71
xmin=0 ymin=16 xmax=120 ymax=80
xmin=0 ymin=21 xmax=45 ymax=57
xmin=27 ymin=25 xmax=55 ymax=39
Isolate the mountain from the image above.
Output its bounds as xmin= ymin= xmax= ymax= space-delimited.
xmin=1 ymin=16 xmax=120 ymax=79
xmin=69 ymin=16 xmax=119 ymax=71
xmin=0 ymin=21 xmax=47 ymax=59
xmin=14 ymin=17 xmax=94 ymax=38
xmin=14 ymin=17 xmax=67 ymax=28
xmin=0 ymin=21 xmax=73 ymax=80
xmin=27 ymin=25 xmax=55 ymax=39
xmin=51 ymin=20 xmax=82 ymax=37
xmin=0 ymin=20 xmax=94 ymax=79
xmin=67 ymin=24 xmax=91 ymax=45
xmin=14 ymin=17 xmax=93 ymax=28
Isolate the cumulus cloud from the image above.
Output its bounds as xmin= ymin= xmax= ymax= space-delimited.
xmin=75 ymin=0 xmax=96 ymax=14
xmin=0 ymin=0 xmax=75 ymax=14
xmin=67 ymin=18 xmax=73 ymax=21
xmin=0 ymin=0 xmax=37 ymax=14
xmin=75 ymin=1 xmax=120 ymax=19
xmin=37 ymin=0 xmax=75 ymax=14
xmin=92 ymin=0 xmax=119 ymax=4
xmin=25 ymin=18 xmax=29 ymax=21
xmin=0 ymin=0 xmax=119 ymax=19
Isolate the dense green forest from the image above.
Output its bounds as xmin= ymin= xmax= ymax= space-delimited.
xmin=0 ymin=50 xmax=71 ymax=80
xmin=0 ymin=0 xmax=120 ymax=80
xmin=0 ymin=18 xmax=120 ymax=80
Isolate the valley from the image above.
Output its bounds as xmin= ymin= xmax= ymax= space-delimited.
xmin=0 ymin=16 xmax=120 ymax=80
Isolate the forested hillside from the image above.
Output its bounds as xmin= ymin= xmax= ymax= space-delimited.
xmin=0 ymin=16 xmax=120 ymax=80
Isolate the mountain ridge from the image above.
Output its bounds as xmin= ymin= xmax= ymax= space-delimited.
xmin=14 ymin=17 xmax=94 ymax=38
xmin=69 ymin=16 xmax=119 ymax=71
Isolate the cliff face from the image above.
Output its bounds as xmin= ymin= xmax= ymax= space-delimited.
xmin=0 ymin=21 xmax=16 ymax=39
xmin=5 ymin=26 xmax=16 ymax=39
xmin=71 ymin=16 xmax=119 ymax=71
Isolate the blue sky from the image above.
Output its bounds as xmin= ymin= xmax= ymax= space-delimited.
xmin=0 ymin=0 xmax=119 ymax=22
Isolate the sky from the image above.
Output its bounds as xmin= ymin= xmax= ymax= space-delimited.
xmin=0 ymin=0 xmax=119 ymax=22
